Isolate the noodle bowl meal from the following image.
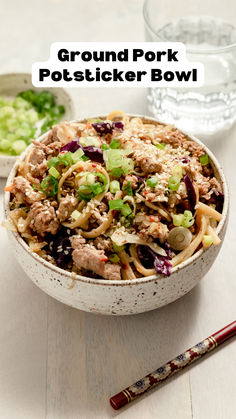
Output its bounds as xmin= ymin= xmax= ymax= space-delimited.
xmin=5 ymin=111 xmax=224 ymax=282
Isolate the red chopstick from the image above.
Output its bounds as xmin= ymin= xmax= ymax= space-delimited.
xmin=110 ymin=320 xmax=236 ymax=410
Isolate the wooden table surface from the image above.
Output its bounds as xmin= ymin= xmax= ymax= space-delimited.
xmin=0 ymin=1 xmax=235 ymax=418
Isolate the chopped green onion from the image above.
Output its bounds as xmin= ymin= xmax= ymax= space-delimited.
xmin=59 ymin=152 xmax=74 ymax=166
xmin=156 ymin=142 xmax=166 ymax=150
xmin=47 ymin=157 xmax=59 ymax=168
xmin=199 ymin=154 xmax=210 ymax=166
xmin=110 ymin=138 xmax=121 ymax=149
xmin=80 ymin=154 xmax=89 ymax=161
xmin=172 ymin=214 xmax=184 ymax=227
xmin=112 ymin=242 xmax=125 ymax=252
xmin=78 ymin=185 xmax=94 ymax=201
xmin=110 ymin=180 xmax=120 ymax=193
xmin=103 ymin=149 xmax=133 ymax=176
xmin=93 ymin=172 xmax=107 ymax=185
xmin=111 ymin=167 xmax=123 ymax=177
xmin=109 ymin=199 xmax=124 ymax=210
xmin=182 ymin=218 xmax=194 ymax=228
xmin=109 ymin=254 xmax=120 ymax=263
xmin=203 ymin=235 xmax=213 ymax=247
xmin=39 ymin=176 xmax=58 ymax=196
xmin=147 ymin=176 xmax=158 ymax=188
xmin=71 ymin=210 xmax=81 ymax=220
xmin=101 ymin=143 xmax=109 ymax=150
xmin=86 ymin=173 xmax=96 ymax=185
xmin=172 ymin=164 xmax=183 ymax=179
xmin=49 ymin=166 xmax=60 ymax=179
xmin=72 ymin=148 xmax=84 ymax=163
xmin=168 ymin=176 xmax=180 ymax=191
xmin=123 ymin=181 xmax=133 ymax=196
xmin=90 ymin=182 xmax=105 ymax=196
xmin=184 ymin=210 xmax=193 ymax=219
xmin=121 ymin=203 xmax=132 ymax=217
xmin=11 ymin=140 xmax=27 ymax=155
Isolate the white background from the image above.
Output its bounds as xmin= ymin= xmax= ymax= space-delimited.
xmin=0 ymin=1 xmax=235 ymax=419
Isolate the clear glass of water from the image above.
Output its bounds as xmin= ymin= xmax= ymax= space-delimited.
xmin=143 ymin=0 xmax=236 ymax=137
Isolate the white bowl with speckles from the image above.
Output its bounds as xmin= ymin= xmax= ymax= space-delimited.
xmin=4 ymin=116 xmax=229 ymax=315
xmin=0 ymin=72 xmax=76 ymax=178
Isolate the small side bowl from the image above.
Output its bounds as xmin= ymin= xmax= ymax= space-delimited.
xmin=4 ymin=115 xmax=229 ymax=315
xmin=0 ymin=72 xmax=76 ymax=178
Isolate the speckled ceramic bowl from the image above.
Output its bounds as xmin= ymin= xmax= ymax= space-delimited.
xmin=4 ymin=115 xmax=229 ymax=315
xmin=0 ymin=72 xmax=76 ymax=178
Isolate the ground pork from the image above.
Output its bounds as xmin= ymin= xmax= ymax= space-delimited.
xmin=165 ymin=130 xmax=205 ymax=158
xmin=135 ymin=154 xmax=162 ymax=174
xmin=13 ymin=176 xmax=43 ymax=205
xmin=28 ymin=201 xmax=59 ymax=236
xmin=94 ymin=237 xmax=113 ymax=252
xmin=139 ymin=221 xmax=169 ymax=243
xmin=41 ymin=126 xmax=59 ymax=145
xmin=199 ymin=176 xmax=222 ymax=200
xmin=28 ymin=147 xmax=48 ymax=177
xmin=71 ymin=239 xmax=121 ymax=280
xmin=123 ymin=175 xmax=139 ymax=190
xmin=57 ymin=195 xmax=78 ymax=221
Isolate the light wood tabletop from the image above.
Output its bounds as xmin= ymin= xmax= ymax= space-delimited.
xmin=0 ymin=1 xmax=235 ymax=418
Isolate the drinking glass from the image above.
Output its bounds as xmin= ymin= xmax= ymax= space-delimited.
xmin=143 ymin=0 xmax=236 ymax=136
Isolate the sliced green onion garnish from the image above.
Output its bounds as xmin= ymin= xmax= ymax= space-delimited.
xmin=123 ymin=181 xmax=133 ymax=196
xmin=101 ymin=143 xmax=109 ymax=150
xmin=72 ymin=148 xmax=84 ymax=163
xmin=49 ymin=166 xmax=60 ymax=179
xmin=184 ymin=210 xmax=193 ymax=219
xmin=90 ymin=182 xmax=105 ymax=196
xmin=40 ymin=176 xmax=58 ymax=196
xmin=47 ymin=156 xmax=59 ymax=168
xmin=121 ymin=203 xmax=132 ymax=217
xmin=109 ymin=199 xmax=124 ymax=210
xmin=110 ymin=180 xmax=120 ymax=193
xmin=112 ymin=242 xmax=125 ymax=252
xmin=111 ymin=167 xmax=123 ymax=177
xmin=110 ymin=138 xmax=121 ymax=149
xmin=168 ymin=176 xmax=180 ymax=191
xmin=109 ymin=254 xmax=120 ymax=263
xmin=147 ymin=176 xmax=158 ymax=188
xmin=172 ymin=164 xmax=183 ymax=179
xmin=156 ymin=143 xmax=166 ymax=150
xmin=199 ymin=154 xmax=209 ymax=166
xmin=86 ymin=173 xmax=96 ymax=185
xmin=172 ymin=214 xmax=184 ymax=227
xmin=93 ymin=172 xmax=107 ymax=185
xmin=78 ymin=185 xmax=94 ymax=201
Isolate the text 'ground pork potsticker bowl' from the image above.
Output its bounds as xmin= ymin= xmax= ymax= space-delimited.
xmin=4 ymin=112 xmax=228 ymax=314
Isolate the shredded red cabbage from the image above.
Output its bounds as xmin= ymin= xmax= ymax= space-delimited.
xmin=181 ymin=157 xmax=190 ymax=164
xmin=83 ymin=146 xmax=104 ymax=163
xmin=61 ymin=140 xmax=104 ymax=163
xmin=92 ymin=121 xmax=124 ymax=135
xmin=137 ymin=245 xmax=172 ymax=277
xmin=184 ymin=175 xmax=197 ymax=213
xmin=61 ymin=138 xmax=80 ymax=153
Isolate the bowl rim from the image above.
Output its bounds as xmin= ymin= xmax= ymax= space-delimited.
xmin=0 ymin=71 xmax=76 ymax=161
xmin=4 ymin=114 xmax=229 ymax=287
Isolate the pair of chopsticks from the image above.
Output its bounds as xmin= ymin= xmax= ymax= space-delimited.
xmin=110 ymin=320 xmax=236 ymax=410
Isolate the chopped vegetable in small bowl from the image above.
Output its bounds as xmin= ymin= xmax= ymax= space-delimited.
xmin=0 ymin=73 xmax=75 ymax=177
